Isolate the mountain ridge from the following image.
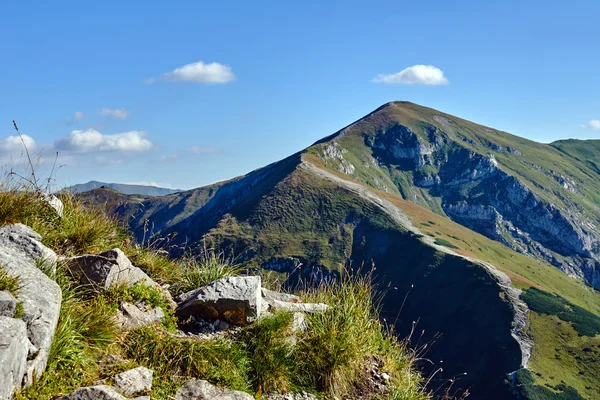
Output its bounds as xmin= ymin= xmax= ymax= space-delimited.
xmin=64 ymin=180 xmax=181 ymax=197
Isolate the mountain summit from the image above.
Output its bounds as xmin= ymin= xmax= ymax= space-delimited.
xmin=82 ymin=102 xmax=600 ymax=399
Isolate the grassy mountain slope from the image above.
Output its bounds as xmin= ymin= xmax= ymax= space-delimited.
xmin=81 ymin=103 xmax=600 ymax=399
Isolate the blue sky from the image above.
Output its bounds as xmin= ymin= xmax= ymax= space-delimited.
xmin=1 ymin=0 xmax=599 ymax=189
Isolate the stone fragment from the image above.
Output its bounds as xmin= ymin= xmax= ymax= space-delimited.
xmin=175 ymin=380 xmax=253 ymax=400
xmin=41 ymin=192 xmax=64 ymax=217
xmin=115 ymin=302 xmax=164 ymax=330
xmin=113 ymin=366 xmax=153 ymax=397
xmin=176 ymin=276 xmax=262 ymax=325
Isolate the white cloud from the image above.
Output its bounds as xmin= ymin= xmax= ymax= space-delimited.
xmin=372 ymin=65 xmax=449 ymax=85
xmin=186 ymin=146 xmax=219 ymax=154
xmin=582 ymin=120 xmax=600 ymax=130
xmin=73 ymin=111 xmax=86 ymax=121
xmin=54 ymin=129 xmax=152 ymax=153
xmin=149 ymin=61 xmax=235 ymax=84
xmin=100 ymin=108 xmax=130 ymax=119
xmin=0 ymin=134 xmax=36 ymax=152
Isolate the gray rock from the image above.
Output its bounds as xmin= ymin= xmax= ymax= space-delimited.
xmin=113 ymin=366 xmax=153 ymax=396
xmin=290 ymin=312 xmax=307 ymax=333
xmin=262 ymin=288 xmax=301 ymax=304
xmin=0 ymin=223 xmax=58 ymax=274
xmin=175 ymin=380 xmax=253 ymax=400
xmin=0 ymin=317 xmax=28 ymax=400
xmin=176 ymin=276 xmax=262 ymax=325
xmin=0 ymin=291 xmax=16 ymax=317
xmin=269 ymin=299 xmax=329 ymax=313
xmin=0 ymin=224 xmax=62 ymax=386
xmin=41 ymin=192 xmax=64 ymax=218
xmin=65 ymin=248 xmax=157 ymax=290
xmin=58 ymin=385 xmax=128 ymax=400
xmin=115 ymin=302 xmax=164 ymax=330
xmin=261 ymin=288 xmax=328 ymax=315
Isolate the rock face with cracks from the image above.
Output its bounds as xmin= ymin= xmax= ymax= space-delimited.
xmin=0 ymin=224 xmax=62 ymax=395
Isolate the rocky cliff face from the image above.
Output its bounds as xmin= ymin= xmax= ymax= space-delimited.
xmin=320 ymin=113 xmax=600 ymax=289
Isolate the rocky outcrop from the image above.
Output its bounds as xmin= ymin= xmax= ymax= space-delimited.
xmin=175 ymin=380 xmax=253 ymax=400
xmin=361 ymin=122 xmax=600 ymax=289
xmin=0 ymin=317 xmax=28 ymax=400
xmin=176 ymin=276 xmax=262 ymax=325
xmin=0 ymin=224 xmax=62 ymax=391
xmin=66 ymin=248 xmax=157 ymax=290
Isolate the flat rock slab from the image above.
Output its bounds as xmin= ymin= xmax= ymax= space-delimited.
xmin=58 ymin=385 xmax=128 ymax=400
xmin=0 ymin=224 xmax=62 ymax=386
xmin=115 ymin=302 xmax=164 ymax=330
xmin=0 ymin=291 xmax=17 ymax=318
xmin=0 ymin=317 xmax=28 ymax=400
xmin=177 ymin=276 xmax=262 ymax=325
xmin=113 ymin=366 xmax=153 ymax=396
xmin=66 ymin=248 xmax=156 ymax=290
xmin=175 ymin=380 xmax=253 ymax=400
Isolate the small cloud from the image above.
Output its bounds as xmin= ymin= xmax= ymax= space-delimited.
xmin=66 ymin=111 xmax=87 ymax=126
xmin=186 ymin=146 xmax=220 ymax=154
xmin=0 ymin=134 xmax=36 ymax=152
xmin=100 ymin=107 xmax=130 ymax=119
xmin=157 ymin=154 xmax=178 ymax=162
xmin=582 ymin=120 xmax=600 ymax=130
xmin=372 ymin=65 xmax=449 ymax=85
xmin=54 ymin=129 xmax=153 ymax=153
xmin=149 ymin=61 xmax=235 ymax=84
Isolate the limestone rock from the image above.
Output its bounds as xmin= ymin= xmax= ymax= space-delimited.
xmin=0 ymin=224 xmax=62 ymax=386
xmin=0 ymin=317 xmax=28 ymax=400
xmin=290 ymin=312 xmax=307 ymax=333
xmin=66 ymin=248 xmax=157 ymax=290
xmin=268 ymin=299 xmax=328 ymax=313
xmin=58 ymin=385 xmax=128 ymax=400
xmin=176 ymin=276 xmax=261 ymax=325
xmin=175 ymin=380 xmax=253 ymax=400
xmin=262 ymin=288 xmax=301 ymax=304
xmin=115 ymin=302 xmax=164 ymax=330
xmin=41 ymin=192 xmax=64 ymax=218
xmin=0 ymin=291 xmax=17 ymax=317
xmin=113 ymin=366 xmax=153 ymax=397
xmin=0 ymin=223 xmax=58 ymax=274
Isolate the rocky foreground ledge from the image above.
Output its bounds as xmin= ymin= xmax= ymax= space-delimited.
xmin=0 ymin=223 xmax=331 ymax=400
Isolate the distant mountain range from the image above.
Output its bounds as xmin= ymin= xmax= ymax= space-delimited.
xmin=79 ymin=102 xmax=600 ymax=399
xmin=64 ymin=181 xmax=181 ymax=196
